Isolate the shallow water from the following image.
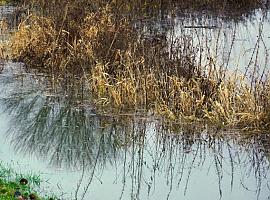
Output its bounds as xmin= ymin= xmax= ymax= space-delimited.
xmin=136 ymin=8 xmax=270 ymax=78
xmin=0 ymin=62 xmax=269 ymax=200
xmin=0 ymin=4 xmax=270 ymax=200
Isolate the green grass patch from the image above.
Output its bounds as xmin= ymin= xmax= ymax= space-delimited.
xmin=0 ymin=162 xmax=57 ymax=200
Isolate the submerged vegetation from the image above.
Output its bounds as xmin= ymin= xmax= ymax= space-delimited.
xmin=1 ymin=0 xmax=270 ymax=131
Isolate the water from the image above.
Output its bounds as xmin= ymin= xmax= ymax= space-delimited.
xmin=0 ymin=5 xmax=16 ymax=36
xmin=0 ymin=62 xmax=269 ymax=200
xmin=136 ymin=8 xmax=270 ymax=78
xmin=0 ymin=4 xmax=270 ymax=200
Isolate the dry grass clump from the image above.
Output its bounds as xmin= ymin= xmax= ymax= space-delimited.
xmin=80 ymin=6 xmax=135 ymax=64
xmin=9 ymin=5 xmax=134 ymax=71
xmin=90 ymin=64 xmax=270 ymax=130
xmin=88 ymin=47 xmax=270 ymax=130
xmin=205 ymin=76 xmax=270 ymax=129
xmin=10 ymin=16 xmax=58 ymax=68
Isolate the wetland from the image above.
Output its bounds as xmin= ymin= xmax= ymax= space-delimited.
xmin=0 ymin=1 xmax=270 ymax=199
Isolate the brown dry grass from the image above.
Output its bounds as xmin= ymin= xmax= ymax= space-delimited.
xmin=10 ymin=5 xmax=135 ymax=70
xmin=5 ymin=1 xmax=270 ymax=131
xmin=90 ymin=61 xmax=270 ymax=130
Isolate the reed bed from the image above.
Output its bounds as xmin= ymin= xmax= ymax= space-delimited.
xmin=4 ymin=1 xmax=270 ymax=131
xmin=90 ymin=64 xmax=270 ymax=130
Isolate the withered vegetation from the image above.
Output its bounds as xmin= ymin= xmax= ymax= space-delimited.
xmin=2 ymin=0 xmax=270 ymax=131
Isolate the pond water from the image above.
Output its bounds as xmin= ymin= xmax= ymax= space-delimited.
xmin=0 ymin=63 xmax=269 ymax=200
xmin=0 ymin=4 xmax=270 ymax=200
xmin=136 ymin=8 xmax=270 ymax=78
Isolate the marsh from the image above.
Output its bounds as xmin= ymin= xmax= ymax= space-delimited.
xmin=0 ymin=1 xmax=270 ymax=199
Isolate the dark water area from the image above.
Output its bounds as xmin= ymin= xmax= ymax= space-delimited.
xmin=0 ymin=3 xmax=270 ymax=200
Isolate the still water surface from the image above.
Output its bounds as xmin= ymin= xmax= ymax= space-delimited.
xmin=0 ymin=4 xmax=270 ymax=200
xmin=0 ymin=63 xmax=269 ymax=200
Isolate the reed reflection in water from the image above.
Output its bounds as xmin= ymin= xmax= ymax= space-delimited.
xmin=1 ymin=76 xmax=269 ymax=200
xmin=136 ymin=8 xmax=270 ymax=79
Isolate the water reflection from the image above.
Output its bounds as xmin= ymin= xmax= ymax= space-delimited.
xmin=0 ymin=1 xmax=269 ymax=199
xmin=1 ymin=73 xmax=117 ymax=170
xmin=136 ymin=7 xmax=270 ymax=79
xmin=0 ymin=65 xmax=269 ymax=200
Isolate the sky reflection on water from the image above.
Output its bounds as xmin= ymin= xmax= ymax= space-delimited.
xmin=0 ymin=63 xmax=269 ymax=200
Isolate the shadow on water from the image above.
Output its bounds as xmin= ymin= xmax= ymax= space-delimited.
xmin=0 ymin=63 xmax=269 ymax=200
